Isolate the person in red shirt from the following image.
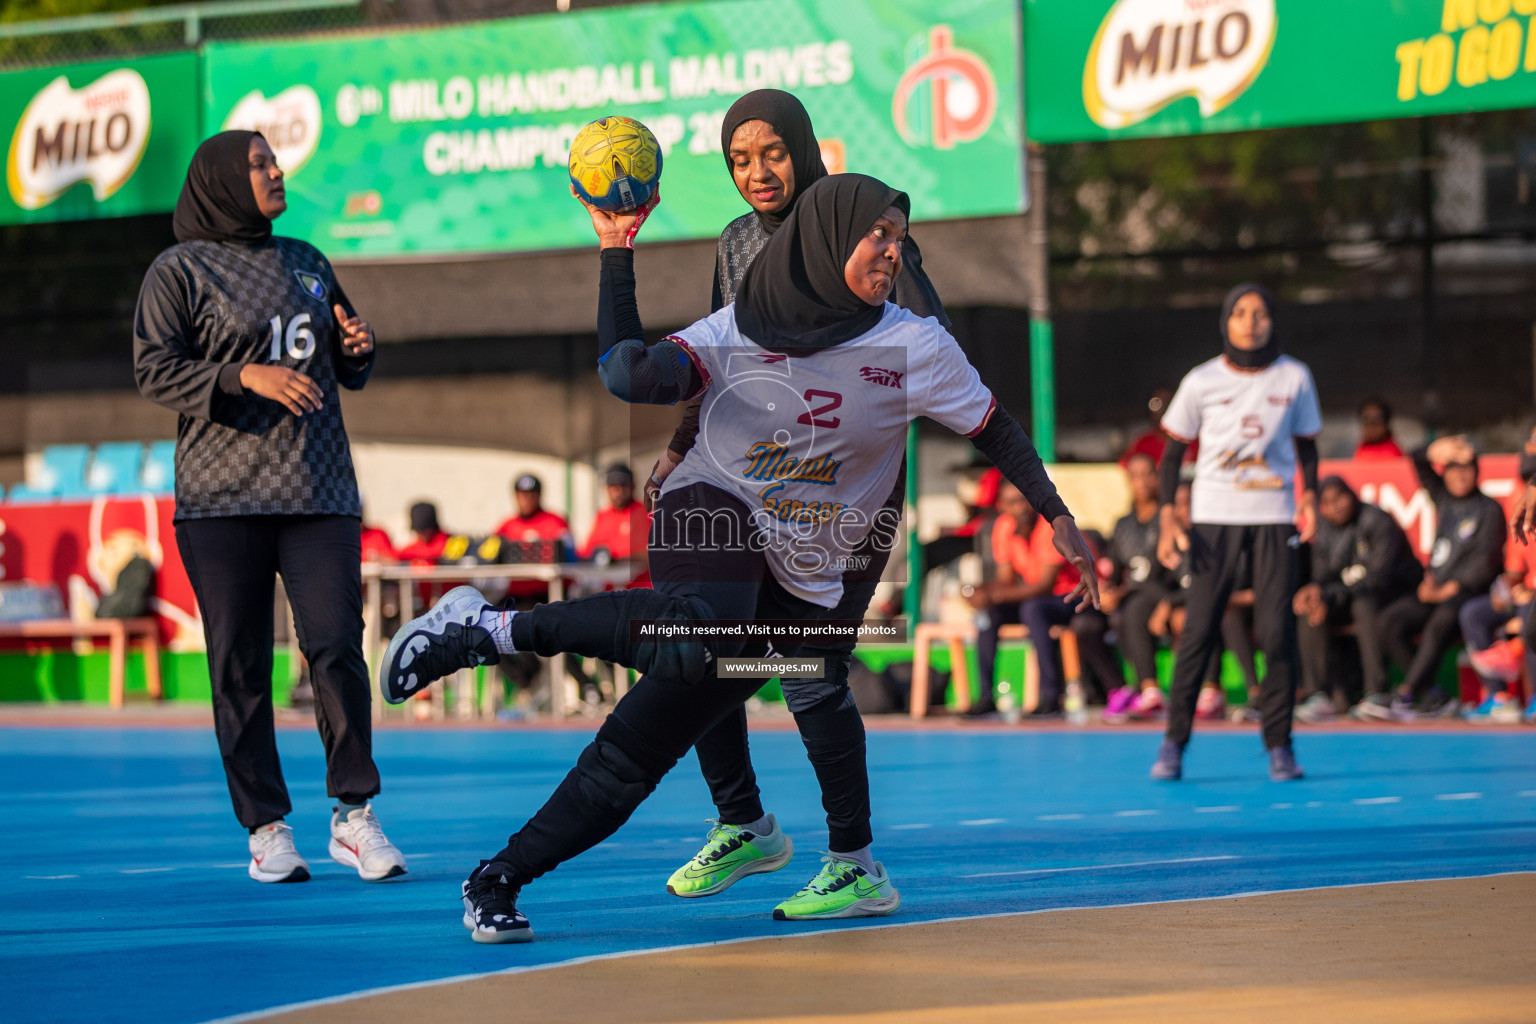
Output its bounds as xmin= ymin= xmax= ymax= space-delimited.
xmin=360 ymin=520 xmax=398 ymax=564
xmin=496 ymin=475 xmax=574 ymax=603
xmin=495 ymin=475 xmax=573 ymax=548
xmin=580 ymin=464 xmax=651 ymax=587
xmin=965 ymin=482 xmax=1119 ymax=716
xmin=395 ymin=502 xmax=447 ymax=564
xmin=1353 ymin=398 xmax=1404 ymax=460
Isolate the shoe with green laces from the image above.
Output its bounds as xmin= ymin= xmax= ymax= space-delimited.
xmin=666 ymin=814 xmax=793 ymax=898
xmin=772 ymin=855 xmax=901 ymax=921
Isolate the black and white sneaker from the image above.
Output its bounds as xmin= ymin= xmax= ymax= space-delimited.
xmin=462 ymin=860 xmax=533 ymax=944
xmin=381 ymin=586 xmax=499 ymax=705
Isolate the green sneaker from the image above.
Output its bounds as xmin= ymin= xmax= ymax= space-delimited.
xmin=666 ymin=814 xmax=793 ymax=898
xmin=772 ymin=855 xmax=901 ymax=921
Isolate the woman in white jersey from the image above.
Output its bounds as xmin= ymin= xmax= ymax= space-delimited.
xmin=379 ymin=174 xmax=1099 ymax=942
xmin=1153 ymin=284 xmax=1320 ymax=783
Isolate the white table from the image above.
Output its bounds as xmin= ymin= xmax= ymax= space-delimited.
xmin=361 ymin=561 xmax=640 ymax=719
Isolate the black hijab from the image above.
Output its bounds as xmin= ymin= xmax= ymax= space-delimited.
xmin=735 ymin=173 xmax=909 ymax=354
xmin=720 ymin=89 xmax=828 ymax=235
xmin=1220 ymin=282 xmax=1281 ymax=369
xmin=173 ymin=130 xmax=272 ymax=246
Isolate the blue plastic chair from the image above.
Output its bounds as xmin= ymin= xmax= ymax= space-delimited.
xmin=87 ymin=442 xmax=146 ymax=495
xmin=7 ymin=445 xmax=90 ymax=502
xmin=141 ymin=440 xmax=176 ymax=493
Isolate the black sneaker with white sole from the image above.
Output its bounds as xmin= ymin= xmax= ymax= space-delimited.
xmin=462 ymin=860 xmax=533 ymax=944
xmin=381 ymin=586 xmax=499 ymax=705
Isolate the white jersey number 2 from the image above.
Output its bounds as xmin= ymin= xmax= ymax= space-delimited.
xmin=268 ymin=313 xmax=316 ymax=362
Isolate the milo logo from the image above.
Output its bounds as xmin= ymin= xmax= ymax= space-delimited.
xmin=1083 ymin=0 xmax=1277 ymax=130
xmin=222 ymin=85 xmax=322 ymax=175
xmin=6 ymin=68 xmax=151 ymax=210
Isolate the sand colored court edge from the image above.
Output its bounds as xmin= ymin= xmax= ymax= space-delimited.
xmin=258 ymin=874 xmax=1536 ymax=1024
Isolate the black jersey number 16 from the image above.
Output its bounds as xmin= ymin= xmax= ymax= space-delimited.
xmin=268 ymin=313 xmax=317 ymax=362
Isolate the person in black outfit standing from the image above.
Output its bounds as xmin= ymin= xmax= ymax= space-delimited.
xmin=134 ymin=131 xmax=405 ymax=884
xmin=1293 ymin=476 xmax=1422 ymax=721
xmin=1375 ymin=437 xmax=1505 ymax=720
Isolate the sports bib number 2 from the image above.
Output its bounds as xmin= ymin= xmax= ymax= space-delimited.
xmin=268 ymin=313 xmax=316 ymax=361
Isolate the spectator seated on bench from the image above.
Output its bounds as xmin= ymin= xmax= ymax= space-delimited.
xmin=1294 ymin=476 xmax=1421 ymax=723
xmin=1375 ymin=438 xmax=1505 ymax=721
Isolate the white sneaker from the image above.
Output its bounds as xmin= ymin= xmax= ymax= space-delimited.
xmin=328 ymin=803 xmax=408 ymax=881
xmin=248 ymin=821 xmax=310 ymax=883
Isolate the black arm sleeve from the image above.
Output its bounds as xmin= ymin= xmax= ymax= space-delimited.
xmin=133 ymin=260 xmax=245 ymax=421
xmin=330 ymin=278 xmax=376 ymax=391
xmin=890 ymin=236 xmax=952 ymax=330
xmin=669 ymin=396 xmax=703 ymax=456
xmin=1295 ymin=436 xmax=1319 ymax=494
xmin=969 ymin=406 xmax=1070 ymax=522
xmin=598 ymin=247 xmax=645 ymax=351
xmin=1521 ymin=451 xmax=1536 ymax=484
xmin=1411 ymin=445 xmax=1449 ymax=504
xmin=1158 ymin=439 xmax=1189 ymax=507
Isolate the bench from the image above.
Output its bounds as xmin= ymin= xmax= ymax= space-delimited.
xmin=0 ymin=618 xmax=162 ymax=709
xmin=909 ymin=622 xmax=1080 ymax=718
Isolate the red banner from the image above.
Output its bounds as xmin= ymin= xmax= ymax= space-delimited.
xmin=0 ymin=496 xmax=199 ymax=648
xmin=1319 ymin=455 xmax=1523 ymax=563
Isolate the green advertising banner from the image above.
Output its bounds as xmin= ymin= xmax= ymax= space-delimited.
xmin=203 ymin=0 xmax=1023 ymax=258
xmin=1 ymin=52 xmax=200 ymax=224
xmin=1026 ymin=0 xmax=1536 ymax=144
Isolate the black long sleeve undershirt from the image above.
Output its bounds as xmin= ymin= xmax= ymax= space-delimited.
xmin=598 ymin=248 xmax=645 ymax=351
xmin=596 ymin=247 xmax=701 ymax=405
xmin=1296 ymin=436 xmax=1319 ymax=494
xmin=1158 ymin=439 xmax=1188 ymax=507
xmin=970 ymin=406 xmax=1070 ymax=523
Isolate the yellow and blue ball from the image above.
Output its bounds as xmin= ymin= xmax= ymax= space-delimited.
xmin=568 ymin=115 xmax=662 ymax=213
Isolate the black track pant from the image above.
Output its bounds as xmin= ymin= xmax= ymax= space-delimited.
xmin=488 ymin=484 xmax=840 ymax=886
xmin=1116 ymin=584 xmax=1170 ymax=685
xmin=1297 ymin=594 xmax=1391 ymax=702
xmin=1166 ymin=523 xmax=1299 ymax=751
xmin=1380 ymin=592 xmax=1471 ymax=698
xmin=175 ymin=515 xmax=379 ymax=829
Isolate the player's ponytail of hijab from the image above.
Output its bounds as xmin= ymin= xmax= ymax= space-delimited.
xmin=734 ymin=173 xmax=910 ymax=355
xmin=173 ymin=130 xmax=273 ymax=246
xmin=720 ymin=89 xmax=828 ymax=235
xmin=1220 ymin=282 xmax=1281 ymax=369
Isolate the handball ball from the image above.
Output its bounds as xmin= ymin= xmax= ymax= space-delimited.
xmin=569 ymin=115 xmax=662 ymax=213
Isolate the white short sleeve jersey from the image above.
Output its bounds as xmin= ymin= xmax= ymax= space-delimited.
xmin=662 ymin=303 xmax=994 ymax=607
xmin=1161 ymin=354 xmax=1322 ymax=525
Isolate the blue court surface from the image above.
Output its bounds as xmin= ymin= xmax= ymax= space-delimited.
xmin=4 ymin=724 xmax=1535 ymax=1024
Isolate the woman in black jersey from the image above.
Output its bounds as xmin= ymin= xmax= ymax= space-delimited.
xmin=134 ymin=131 xmax=405 ymax=885
xmin=597 ymin=91 xmax=951 ymax=905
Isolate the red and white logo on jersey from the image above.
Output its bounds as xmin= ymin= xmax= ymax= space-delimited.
xmin=859 ymin=366 xmax=904 ymax=389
